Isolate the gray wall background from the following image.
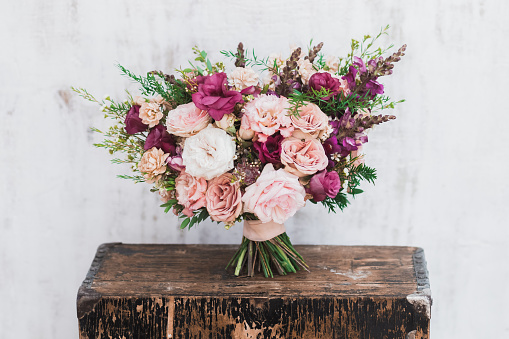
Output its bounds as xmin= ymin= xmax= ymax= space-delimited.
xmin=1 ymin=0 xmax=508 ymax=337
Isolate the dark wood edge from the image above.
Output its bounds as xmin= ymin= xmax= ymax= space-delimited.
xmin=77 ymin=242 xmax=122 ymax=319
xmin=407 ymin=247 xmax=432 ymax=320
xmin=412 ymin=248 xmax=431 ymax=293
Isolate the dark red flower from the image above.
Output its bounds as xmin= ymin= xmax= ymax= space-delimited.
xmin=191 ymin=72 xmax=243 ymax=121
xmin=124 ymin=105 xmax=147 ymax=134
xmin=253 ymin=134 xmax=284 ymax=164
xmin=144 ymin=124 xmax=176 ymax=155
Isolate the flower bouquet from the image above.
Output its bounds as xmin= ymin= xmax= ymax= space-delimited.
xmin=74 ymin=26 xmax=406 ymax=278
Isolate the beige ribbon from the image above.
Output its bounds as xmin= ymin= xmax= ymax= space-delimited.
xmin=243 ymin=220 xmax=286 ymax=242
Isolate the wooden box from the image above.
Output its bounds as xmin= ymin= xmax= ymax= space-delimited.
xmin=77 ymin=243 xmax=431 ymax=338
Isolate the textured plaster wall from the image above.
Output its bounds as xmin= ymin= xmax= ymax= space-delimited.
xmin=1 ymin=0 xmax=508 ymax=338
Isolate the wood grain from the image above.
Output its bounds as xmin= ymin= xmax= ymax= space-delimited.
xmin=77 ymin=243 xmax=431 ymax=338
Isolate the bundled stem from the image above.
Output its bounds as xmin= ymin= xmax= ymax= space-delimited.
xmin=227 ymin=233 xmax=309 ymax=278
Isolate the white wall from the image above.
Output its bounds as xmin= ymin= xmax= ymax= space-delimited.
xmin=1 ymin=0 xmax=508 ymax=338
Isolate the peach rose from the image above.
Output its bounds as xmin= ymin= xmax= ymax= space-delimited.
xmin=242 ymin=163 xmax=306 ymax=224
xmin=175 ymin=171 xmax=207 ymax=217
xmin=205 ymin=173 xmax=242 ymax=222
xmin=280 ymin=137 xmax=328 ymax=177
xmin=138 ymin=147 xmax=169 ymax=183
xmin=290 ymin=102 xmax=329 ymax=140
xmin=229 ymin=67 xmax=259 ymax=90
xmin=240 ymin=94 xmax=294 ymax=142
xmin=166 ymin=102 xmax=211 ymax=137
xmin=135 ymin=96 xmax=164 ymax=128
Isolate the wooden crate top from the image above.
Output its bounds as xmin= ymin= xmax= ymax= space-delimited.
xmin=78 ymin=244 xmax=430 ymax=300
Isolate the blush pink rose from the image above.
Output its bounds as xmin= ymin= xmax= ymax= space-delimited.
xmin=240 ymin=94 xmax=294 ymax=142
xmin=166 ymin=102 xmax=211 ymax=138
xmin=280 ymin=137 xmax=328 ymax=177
xmin=175 ymin=171 xmax=207 ymax=217
xmin=242 ymin=164 xmax=306 ymax=224
xmin=205 ymin=173 xmax=242 ymax=223
xmin=290 ymin=102 xmax=329 ymax=140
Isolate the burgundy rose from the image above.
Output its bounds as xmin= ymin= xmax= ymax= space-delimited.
xmin=307 ymin=170 xmax=341 ymax=202
xmin=309 ymin=72 xmax=341 ymax=100
xmin=144 ymin=124 xmax=176 ymax=155
xmin=124 ymin=105 xmax=147 ymax=134
xmin=191 ymin=72 xmax=243 ymax=121
xmin=253 ymin=134 xmax=284 ymax=164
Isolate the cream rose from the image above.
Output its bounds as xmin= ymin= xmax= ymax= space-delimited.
xmin=182 ymin=125 xmax=236 ymax=180
xmin=242 ymin=163 xmax=306 ymax=224
xmin=280 ymin=137 xmax=328 ymax=177
xmin=166 ymin=102 xmax=211 ymax=137
xmin=175 ymin=171 xmax=207 ymax=217
xmin=290 ymin=102 xmax=329 ymax=140
xmin=215 ymin=113 xmax=236 ymax=132
xmin=297 ymin=59 xmax=316 ymax=84
xmin=138 ymin=147 xmax=169 ymax=183
xmin=205 ymin=173 xmax=242 ymax=222
xmin=325 ymin=55 xmax=339 ymax=73
xmin=240 ymin=94 xmax=294 ymax=142
xmin=267 ymin=53 xmax=285 ymax=71
xmin=135 ymin=96 xmax=164 ymax=128
xmin=159 ymin=188 xmax=172 ymax=203
xmin=229 ymin=67 xmax=259 ymax=90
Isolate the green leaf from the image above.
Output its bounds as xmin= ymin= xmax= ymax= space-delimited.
xmin=206 ymin=58 xmax=213 ymax=72
xmin=350 ymin=188 xmax=364 ymax=196
xmin=180 ymin=218 xmax=190 ymax=229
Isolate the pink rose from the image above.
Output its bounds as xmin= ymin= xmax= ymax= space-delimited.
xmin=205 ymin=173 xmax=242 ymax=222
xmin=175 ymin=171 xmax=207 ymax=217
xmin=166 ymin=102 xmax=211 ymax=138
xmin=240 ymin=94 xmax=294 ymax=142
xmin=242 ymin=164 xmax=306 ymax=224
xmin=290 ymin=102 xmax=329 ymax=140
xmin=281 ymin=137 xmax=328 ymax=177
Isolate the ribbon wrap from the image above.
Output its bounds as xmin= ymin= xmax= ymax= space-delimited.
xmin=243 ymin=220 xmax=286 ymax=242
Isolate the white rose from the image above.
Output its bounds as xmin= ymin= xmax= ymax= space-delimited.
xmin=182 ymin=125 xmax=236 ymax=180
xmin=229 ymin=67 xmax=259 ymax=90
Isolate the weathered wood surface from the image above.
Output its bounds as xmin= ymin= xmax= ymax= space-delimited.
xmin=77 ymin=244 xmax=431 ymax=338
